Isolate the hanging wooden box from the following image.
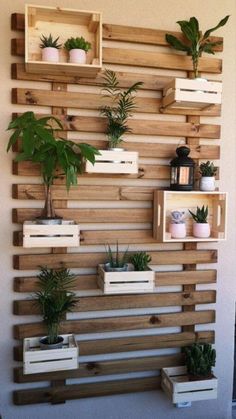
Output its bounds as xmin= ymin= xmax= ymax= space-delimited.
xmin=97 ymin=264 xmax=155 ymax=294
xmin=161 ymin=366 xmax=217 ymax=404
xmin=85 ymin=150 xmax=139 ymax=174
xmin=153 ymin=190 xmax=227 ymax=242
xmin=23 ymin=220 xmax=80 ymax=248
xmin=162 ymin=78 xmax=222 ymax=110
xmin=25 ymin=4 xmax=102 ymax=77
xmin=23 ymin=334 xmax=79 ymax=375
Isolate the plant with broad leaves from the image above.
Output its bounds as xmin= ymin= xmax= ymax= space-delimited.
xmin=199 ymin=161 xmax=217 ymax=177
xmin=189 ymin=205 xmax=208 ymax=223
xmin=166 ymin=15 xmax=229 ymax=78
xmin=40 ymin=34 xmax=62 ymax=49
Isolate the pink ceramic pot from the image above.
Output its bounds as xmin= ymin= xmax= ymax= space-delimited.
xmin=69 ymin=49 xmax=86 ymax=64
xmin=169 ymin=223 xmax=186 ymax=239
xmin=42 ymin=47 xmax=59 ymax=63
xmin=193 ymin=223 xmax=210 ymax=238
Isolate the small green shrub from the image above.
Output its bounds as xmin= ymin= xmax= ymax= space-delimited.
xmin=64 ymin=36 xmax=91 ymax=52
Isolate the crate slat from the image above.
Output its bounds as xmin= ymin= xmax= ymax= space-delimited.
xmin=86 ymin=150 xmax=138 ymax=174
xmin=23 ymin=221 xmax=80 ymax=248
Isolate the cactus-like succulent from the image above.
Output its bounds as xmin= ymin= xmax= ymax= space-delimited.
xmin=40 ymin=34 xmax=62 ymax=49
xmin=105 ymin=242 xmax=129 ymax=269
xmin=199 ymin=161 xmax=217 ymax=177
xmin=130 ymin=252 xmax=152 ymax=271
xmin=189 ymin=205 xmax=208 ymax=223
xmin=64 ymin=36 xmax=91 ymax=52
xmin=185 ymin=343 xmax=216 ymax=378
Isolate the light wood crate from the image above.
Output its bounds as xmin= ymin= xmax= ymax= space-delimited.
xmin=23 ymin=334 xmax=79 ymax=374
xmin=23 ymin=220 xmax=80 ymax=248
xmin=153 ymin=190 xmax=227 ymax=243
xmin=25 ymin=4 xmax=102 ymax=77
xmin=161 ymin=366 xmax=217 ymax=404
xmin=97 ymin=264 xmax=155 ymax=294
xmin=85 ymin=150 xmax=139 ymax=174
xmin=162 ymin=78 xmax=222 ymax=110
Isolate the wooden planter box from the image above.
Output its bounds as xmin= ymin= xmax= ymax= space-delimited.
xmin=161 ymin=366 xmax=217 ymax=404
xmin=85 ymin=150 xmax=139 ymax=174
xmin=97 ymin=264 xmax=155 ymax=294
xmin=23 ymin=334 xmax=79 ymax=375
xmin=162 ymin=78 xmax=222 ymax=110
xmin=153 ymin=190 xmax=227 ymax=242
xmin=23 ymin=220 xmax=80 ymax=248
xmin=25 ymin=5 xmax=102 ymax=77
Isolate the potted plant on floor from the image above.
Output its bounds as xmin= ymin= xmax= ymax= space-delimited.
xmin=189 ymin=205 xmax=210 ymax=238
xmin=199 ymin=161 xmax=217 ymax=191
xmin=64 ymin=36 xmax=91 ymax=64
xmin=40 ymin=33 xmax=62 ymax=62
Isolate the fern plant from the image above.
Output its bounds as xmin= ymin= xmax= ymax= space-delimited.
xmin=189 ymin=205 xmax=208 ymax=223
xmin=185 ymin=343 xmax=216 ymax=379
xmin=199 ymin=161 xmax=217 ymax=177
xmin=130 ymin=252 xmax=151 ymax=271
xmin=165 ymin=15 xmax=229 ymax=78
xmin=105 ymin=242 xmax=129 ymax=270
xmin=64 ymin=36 xmax=91 ymax=52
xmin=40 ymin=34 xmax=62 ymax=49
xmin=101 ymin=69 xmax=143 ymax=148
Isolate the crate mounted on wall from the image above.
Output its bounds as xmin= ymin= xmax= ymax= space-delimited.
xmin=25 ymin=4 xmax=102 ymax=77
xmin=23 ymin=220 xmax=80 ymax=248
xmin=85 ymin=150 xmax=139 ymax=174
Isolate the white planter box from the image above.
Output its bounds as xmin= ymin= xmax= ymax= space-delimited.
xmin=23 ymin=220 xmax=80 ymax=248
xmin=85 ymin=150 xmax=138 ymax=174
xmin=97 ymin=264 xmax=155 ymax=294
xmin=161 ymin=366 xmax=217 ymax=404
xmin=23 ymin=334 xmax=79 ymax=375
xmin=162 ymin=78 xmax=222 ymax=110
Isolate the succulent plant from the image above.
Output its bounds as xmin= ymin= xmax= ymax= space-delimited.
xmin=185 ymin=343 xmax=216 ymax=378
xmin=64 ymin=36 xmax=91 ymax=52
xmin=130 ymin=252 xmax=152 ymax=271
xmin=189 ymin=205 xmax=208 ymax=223
xmin=105 ymin=242 xmax=129 ymax=269
xmin=40 ymin=34 xmax=62 ymax=49
xmin=199 ymin=161 xmax=217 ymax=177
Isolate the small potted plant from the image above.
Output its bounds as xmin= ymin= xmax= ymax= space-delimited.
xmin=64 ymin=36 xmax=91 ymax=64
xmin=39 ymin=33 xmax=62 ymax=63
xmin=130 ymin=251 xmax=152 ymax=271
xmin=199 ymin=161 xmax=217 ymax=191
xmin=169 ymin=210 xmax=186 ymax=239
xmin=189 ymin=205 xmax=210 ymax=238
xmin=104 ymin=242 xmax=129 ymax=272
xmin=185 ymin=343 xmax=216 ymax=381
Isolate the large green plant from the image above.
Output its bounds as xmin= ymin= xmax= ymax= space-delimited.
xmin=100 ymin=69 xmax=143 ymax=148
xmin=7 ymin=112 xmax=100 ymax=219
xmin=33 ymin=267 xmax=78 ymax=345
xmin=166 ymin=15 xmax=229 ymax=78
xmin=185 ymin=343 xmax=216 ymax=378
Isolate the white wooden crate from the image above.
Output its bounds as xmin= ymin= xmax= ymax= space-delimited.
xmin=162 ymin=78 xmax=222 ymax=110
xmin=161 ymin=366 xmax=217 ymax=404
xmin=23 ymin=220 xmax=80 ymax=248
xmin=23 ymin=334 xmax=79 ymax=375
xmin=85 ymin=150 xmax=138 ymax=174
xmin=97 ymin=264 xmax=155 ymax=294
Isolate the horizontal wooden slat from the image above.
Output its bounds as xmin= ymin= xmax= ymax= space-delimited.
xmin=13 ymin=376 xmax=161 ymax=405
xmin=14 ymin=275 xmax=98 ymax=293
xmin=13 ymin=250 xmax=217 ymax=270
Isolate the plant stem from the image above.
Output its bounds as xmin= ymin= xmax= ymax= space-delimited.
xmin=42 ymin=184 xmax=56 ymax=219
xmin=47 ymin=322 xmax=59 ymax=344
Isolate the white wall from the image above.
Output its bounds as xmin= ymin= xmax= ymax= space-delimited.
xmin=0 ymin=1 xmax=236 ymax=418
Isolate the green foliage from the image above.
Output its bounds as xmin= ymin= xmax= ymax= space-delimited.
xmin=105 ymin=242 xmax=129 ymax=268
xmin=199 ymin=161 xmax=217 ymax=177
xmin=100 ymin=69 xmax=143 ymax=148
xmin=64 ymin=37 xmax=91 ymax=52
xmin=130 ymin=252 xmax=151 ymax=271
xmin=189 ymin=205 xmax=208 ymax=223
xmin=185 ymin=343 xmax=216 ymax=377
xmin=33 ymin=267 xmax=78 ymax=344
xmin=40 ymin=34 xmax=62 ymax=49
xmin=166 ymin=15 xmax=229 ymax=78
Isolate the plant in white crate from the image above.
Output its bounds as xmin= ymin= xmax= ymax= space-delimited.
xmin=189 ymin=205 xmax=210 ymax=238
xmin=39 ymin=33 xmax=62 ymax=63
xmin=64 ymin=36 xmax=91 ymax=64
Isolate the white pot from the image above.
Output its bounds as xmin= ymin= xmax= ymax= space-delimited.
xmin=69 ymin=49 xmax=86 ymax=64
xmin=199 ymin=176 xmax=215 ymax=191
xmin=193 ymin=223 xmax=210 ymax=238
xmin=42 ymin=47 xmax=59 ymax=63
xmin=169 ymin=223 xmax=186 ymax=239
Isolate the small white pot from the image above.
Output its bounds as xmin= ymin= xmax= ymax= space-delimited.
xmin=42 ymin=47 xmax=59 ymax=63
xmin=69 ymin=49 xmax=86 ymax=64
xmin=199 ymin=176 xmax=215 ymax=191
xmin=169 ymin=223 xmax=186 ymax=239
xmin=193 ymin=223 xmax=210 ymax=238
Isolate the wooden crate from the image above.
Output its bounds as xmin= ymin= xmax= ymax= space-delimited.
xmin=153 ymin=190 xmax=227 ymax=242
xmin=85 ymin=150 xmax=139 ymax=174
xmin=161 ymin=366 xmax=217 ymax=403
xmin=25 ymin=5 xmax=102 ymax=77
xmin=23 ymin=220 xmax=80 ymax=248
xmin=97 ymin=264 xmax=155 ymax=294
xmin=162 ymin=78 xmax=222 ymax=110
xmin=23 ymin=334 xmax=79 ymax=374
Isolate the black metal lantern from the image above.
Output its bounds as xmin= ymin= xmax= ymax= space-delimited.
xmin=170 ymin=146 xmax=195 ymax=191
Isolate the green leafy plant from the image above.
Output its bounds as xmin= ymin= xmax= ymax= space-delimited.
xmin=33 ymin=267 xmax=78 ymax=345
xmin=185 ymin=343 xmax=216 ymax=378
xmin=105 ymin=242 xmax=129 ymax=269
xmin=64 ymin=36 xmax=91 ymax=52
xmin=130 ymin=252 xmax=152 ymax=271
xmin=40 ymin=34 xmax=62 ymax=49
xmin=7 ymin=111 xmax=100 ymax=219
xmin=100 ymin=69 xmax=143 ymax=148
xmin=189 ymin=205 xmax=208 ymax=223
xmin=165 ymin=15 xmax=229 ymax=78
xmin=199 ymin=161 xmax=217 ymax=177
